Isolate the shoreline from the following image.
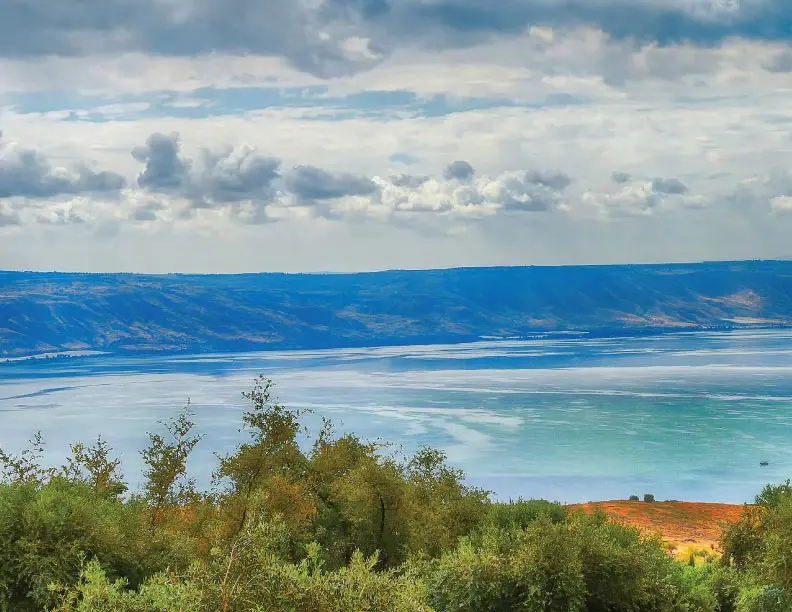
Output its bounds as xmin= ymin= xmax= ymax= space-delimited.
xmin=3 ymin=324 xmax=792 ymax=365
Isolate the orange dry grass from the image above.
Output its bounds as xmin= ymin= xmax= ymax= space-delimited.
xmin=569 ymin=501 xmax=746 ymax=561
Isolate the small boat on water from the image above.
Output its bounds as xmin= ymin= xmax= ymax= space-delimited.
xmin=760 ymin=461 xmax=769 ymax=466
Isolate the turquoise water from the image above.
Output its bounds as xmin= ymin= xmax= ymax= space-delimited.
xmin=2 ymin=330 xmax=792 ymax=503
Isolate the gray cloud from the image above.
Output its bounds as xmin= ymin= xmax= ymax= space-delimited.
xmin=375 ymin=0 xmax=792 ymax=47
xmin=390 ymin=174 xmax=429 ymax=188
xmin=652 ymin=177 xmax=689 ymax=195
xmin=1 ymin=0 xmax=790 ymax=77
xmin=524 ymin=169 xmax=572 ymax=191
xmin=132 ymin=133 xmax=282 ymax=218
xmin=192 ymin=147 xmax=281 ymax=205
xmin=36 ymin=209 xmax=87 ymax=226
xmin=0 ymin=132 xmax=126 ymax=199
xmin=612 ymin=171 xmax=632 ymax=184
xmin=285 ymin=165 xmax=378 ymax=201
xmin=443 ymin=160 xmax=475 ymax=181
xmin=491 ymin=174 xmax=565 ymax=213
xmin=765 ymin=50 xmax=792 ymax=72
xmin=0 ymin=210 xmax=20 ymax=227
xmin=0 ymin=0 xmax=377 ymax=77
xmin=132 ymin=133 xmax=188 ymax=191
xmin=129 ymin=199 xmax=166 ymax=222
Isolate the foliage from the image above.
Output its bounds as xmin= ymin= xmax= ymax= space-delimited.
xmin=140 ymin=407 xmax=204 ymax=525
xmin=427 ymin=512 xmax=718 ymax=612
xmin=61 ymin=436 xmax=128 ymax=498
xmin=755 ymin=480 xmax=792 ymax=510
xmin=3 ymin=377 xmax=792 ymax=611
xmin=0 ymin=432 xmax=55 ymax=484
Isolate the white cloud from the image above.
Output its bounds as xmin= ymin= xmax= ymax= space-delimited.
xmin=770 ymin=195 xmax=792 ymax=213
xmin=1 ymin=12 xmax=792 ymax=270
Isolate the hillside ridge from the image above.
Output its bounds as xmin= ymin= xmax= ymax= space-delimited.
xmin=2 ymin=260 xmax=792 ymax=357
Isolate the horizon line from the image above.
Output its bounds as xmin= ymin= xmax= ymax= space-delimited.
xmin=1 ymin=257 xmax=792 ymax=277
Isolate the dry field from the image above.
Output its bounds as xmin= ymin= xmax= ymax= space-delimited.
xmin=569 ymin=501 xmax=747 ymax=562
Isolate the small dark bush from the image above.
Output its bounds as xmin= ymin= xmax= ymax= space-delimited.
xmin=643 ymin=493 xmax=655 ymax=503
xmin=629 ymin=495 xmax=639 ymax=501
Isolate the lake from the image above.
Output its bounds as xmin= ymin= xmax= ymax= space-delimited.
xmin=2 ymin=329 xmax=792 ymax=504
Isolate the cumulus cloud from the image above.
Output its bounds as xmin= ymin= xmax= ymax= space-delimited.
xmin=651 ymin=177 xmax=689 ymax=195
xmin=443 ymin=160 xmax=475 ymax=181
xmin=583 ymin=184 xmax=658 ymax=217
xmin=35 ymin=207 xmax=87 ymax=226
xmin=612 ymin=171 xmax=632 ymax=184
xmin=524 ymin=169 xmax=573 ymax=191
xmin=390 ymin=174 xmax=429 ymax=188
xmin=132 ymin=133 xmax=187 ymax=191
xmin=770 ymin=195 xmax=792 ymax=213
xmin=370 ymin=167 xmax=573 ymax=219
xmin=131 ymin=132 xmax=282 ymax=219
xmin=584 ymin=177 xmax=701 ymax=217
xmin=192 ymin=146 xmax=282 ymax=205
xmin=0 ymin=132 xmax=126 ymax=199
xmin=129 ymin=197 xmax=167 ymax=222
xmin=285 ymin=165 xmax=378 ymax=201
xmin=480 ymin=172 xmax=566 ymax=212
xmin=125 ymin=136 xmax=571 ymax=223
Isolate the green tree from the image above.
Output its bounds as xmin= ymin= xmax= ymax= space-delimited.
xmin=61 ymin=436 xmax=127 ymax=498
xmin=0 ymin=432 xmax=55 ymax=485
xmin=213 ymin=376 xmax=310 ymax=538
xmin=140 ymin=407 xmax=203 ymax=526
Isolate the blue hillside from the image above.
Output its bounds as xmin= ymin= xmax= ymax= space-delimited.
xmin=2 ymin=260 xmax=792 ymax=357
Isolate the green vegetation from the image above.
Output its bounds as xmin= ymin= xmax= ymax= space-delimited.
xmin=0 ymin=376 xmax=790 ymax=611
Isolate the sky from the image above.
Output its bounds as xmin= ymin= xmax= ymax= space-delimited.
xmin=1 ymin=0 xmax=792 ymax=273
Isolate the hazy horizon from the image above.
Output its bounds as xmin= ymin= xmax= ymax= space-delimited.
xmin=5 ymin=257 xmax=792 ymax=276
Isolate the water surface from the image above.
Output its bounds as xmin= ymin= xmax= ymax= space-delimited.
xmin=2 ymin=330 xmax=792 ymax=503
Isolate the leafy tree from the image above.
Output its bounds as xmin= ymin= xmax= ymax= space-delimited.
xmin=0 ymin=432 xmax=55 ymax=485
xmin=213 ymin=376 xmax=309 ymax=537
xmin=61 ymin=436 xmax=127 ymax=498
xmin=140 ymin=407 xmax=203 ymax=526
xmin=6 ymin=376 xmax=790 ymax=611
xmin=404 ymin=446 xmax=489 ymax=559
xmin=50 ymin=558 xmax=202 ymax=612
xmin=755 ymin=480 xmax=792 ymax=509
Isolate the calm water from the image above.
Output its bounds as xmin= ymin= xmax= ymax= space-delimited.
xmin=2 ymin=330 xmax=792 ymax=504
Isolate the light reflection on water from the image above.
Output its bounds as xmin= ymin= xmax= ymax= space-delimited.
xmin=2 ymin=329 xmax=792 ymax=503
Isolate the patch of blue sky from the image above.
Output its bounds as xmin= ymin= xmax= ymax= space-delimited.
xmin=389 ymin=152 xmax=421 ymax=165
xmin=6 ymin=86 xmax=588 ymax=123
xmin=4 ymin=91 xmax=115 ymax=113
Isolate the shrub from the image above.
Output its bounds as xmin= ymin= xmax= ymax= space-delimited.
xmin=427 ymin=513 xmax=709 ymax=612
xmin=8 ymin=376 xmax=792 ymax=611
xmin=644 ymin=493 xmax=656 ymax=503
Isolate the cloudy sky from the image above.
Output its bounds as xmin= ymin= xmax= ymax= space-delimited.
xmin=1 ymin=0 xmax=792 ymax=272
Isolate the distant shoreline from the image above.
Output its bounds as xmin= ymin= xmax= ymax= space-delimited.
xmin=3 ymin=324 xmax=791 ymax=365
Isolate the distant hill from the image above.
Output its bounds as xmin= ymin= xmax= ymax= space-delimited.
xmin=2 ymin=261 xmax=792 ymax=358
